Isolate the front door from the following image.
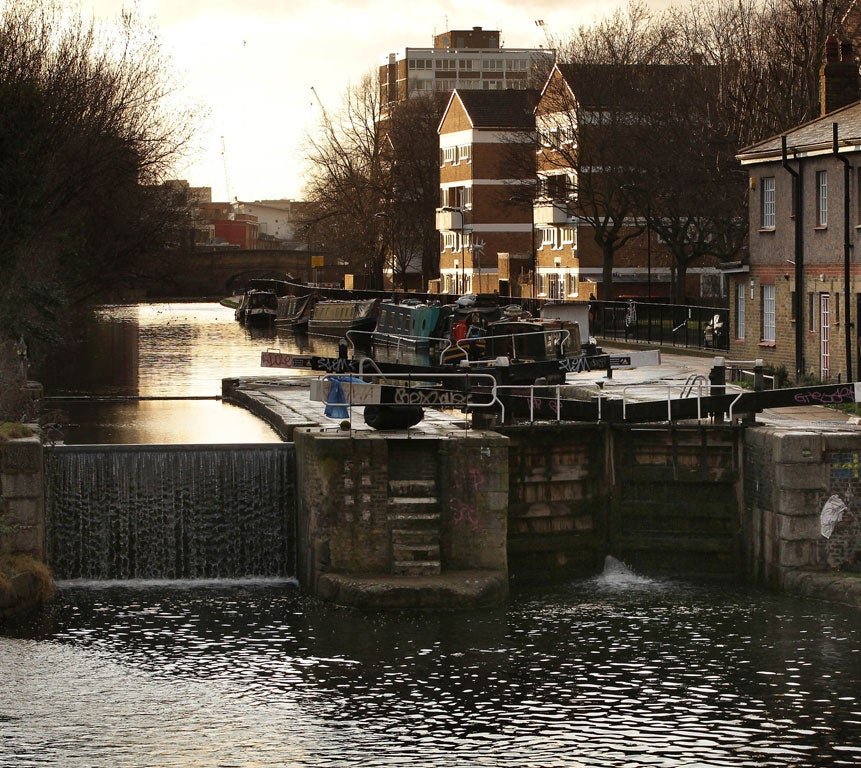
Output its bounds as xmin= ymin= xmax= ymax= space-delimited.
xmin=820 ymin=292 xmax=831 ymax=380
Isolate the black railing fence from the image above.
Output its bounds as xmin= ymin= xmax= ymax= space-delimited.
xmin=590 ymin=300 xmax=730 ymax=352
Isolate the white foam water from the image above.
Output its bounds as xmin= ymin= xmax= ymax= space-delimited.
xmin=593 ymin=555 xmax=656 ymax=588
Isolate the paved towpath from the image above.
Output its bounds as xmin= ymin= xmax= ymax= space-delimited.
xmin=586 ymin=345 xmax=859 ymax=430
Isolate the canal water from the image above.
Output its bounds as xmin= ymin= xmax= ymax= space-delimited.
xmin=5 ymin=302 xmax=859 ymax=766
xmin=36 ymin=302 xmax=345 ymax=444
xmin=2 ymin=564 xmax=859 ymax=767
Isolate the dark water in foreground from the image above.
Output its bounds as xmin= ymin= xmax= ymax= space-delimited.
xmin=2 ymin=564 xmax=859 ymax=767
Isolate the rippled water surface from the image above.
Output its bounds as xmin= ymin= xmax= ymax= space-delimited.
xmin=3 ymin=570 xmax=859 ymax=767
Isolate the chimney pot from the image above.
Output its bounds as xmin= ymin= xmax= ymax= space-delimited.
xmin=826 ymin=35 xmax=840 ymax=62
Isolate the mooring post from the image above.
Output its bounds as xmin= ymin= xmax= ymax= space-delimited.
xmin=709 ymin=356 xmax=726 ymax=423
xmin=754 ymin=358 xmax=764 ymax=392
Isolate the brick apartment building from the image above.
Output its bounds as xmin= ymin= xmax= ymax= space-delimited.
xmin=732 ymin=38 xmax=861 ymax=383
xmin=435 ymin=88 xmax=537 ymax=295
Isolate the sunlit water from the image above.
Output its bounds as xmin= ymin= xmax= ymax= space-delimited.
xmin=37 ymin=302 xmax=356 ymax=444
xmin=2 ymin=561 xmax=859 ymax=767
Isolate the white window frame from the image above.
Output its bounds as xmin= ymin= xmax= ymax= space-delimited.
xmin=458 ymin=144 xmax=471 ymax=163
xmin=736 ymin=283 xmax=746 ymax=339
xmin=762 ymin=284 xmax=775 ymax=342
xmin=761 ymin=176 xmax=775 ymax=229
xmin=442 ymin=146 xmax=457 ymax=166
xmin=817 ymin=170 xmax=828 ymax=227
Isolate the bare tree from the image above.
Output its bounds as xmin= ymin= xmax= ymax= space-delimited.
xmin=303 ymin=74 xmax=391 ymax=289
xmin=0 ymin=1 xmax=196 ymax=350
xmin=541 ymin=2 xmax=670 ymax=297
xmin=304 ymin=76 xmax=445 ymax=291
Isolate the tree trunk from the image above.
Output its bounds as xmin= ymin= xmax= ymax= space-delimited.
xmin=601 ymin=243 xmax=615 ymax=300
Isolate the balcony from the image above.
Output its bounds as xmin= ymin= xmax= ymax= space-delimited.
xmin=435 ymin=207 xmax=465 ymax=231
xmin=533 ymin=200 xmax=571 ymax=225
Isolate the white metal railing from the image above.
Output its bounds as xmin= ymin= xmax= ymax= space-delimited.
xmin=494 ymin=382 xmax=606 ymax=424
xmin=620 ymin=381 xmax=744 ymax=423
xmin=314 ymin=371 xmax=505 ymax=426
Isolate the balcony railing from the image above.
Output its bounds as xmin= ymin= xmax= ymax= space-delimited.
xmin=533 ymin=200 xmax=571 ymax=225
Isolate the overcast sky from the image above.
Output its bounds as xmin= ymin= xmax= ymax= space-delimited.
xmin=79 ymin=1 xmax=631 ymax=202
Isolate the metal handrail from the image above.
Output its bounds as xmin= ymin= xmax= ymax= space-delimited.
xmin=494 ymin=382 xmax=606 ymax=424
xmin=317 ymin=371 xmax=505 ymax=423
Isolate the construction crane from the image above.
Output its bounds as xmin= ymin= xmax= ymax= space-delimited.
xmin=535 ymin=19 xmax=552 ymax=49
xmin=310 ymin=85 xmax=331 ymax=127
xmin=220 ymin=135 xmax=233 ymax=206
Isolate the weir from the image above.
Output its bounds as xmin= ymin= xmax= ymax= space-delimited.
xmin=44 ymin=444 xmax=296 ymax=580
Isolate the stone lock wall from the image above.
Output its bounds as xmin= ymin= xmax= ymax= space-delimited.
xmin=294 ymin=430 xmax=509 ymax=601
xmin=0 ymin=437 xmax=45 ymax=562
xmin=744 ymin=428 xmax=861 ymax=586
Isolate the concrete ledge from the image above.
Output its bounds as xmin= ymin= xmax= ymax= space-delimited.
xmin=782 ymin=570 xmax=861 ymax=609
xmin=315 ymin=569 xmax=508 ymax=610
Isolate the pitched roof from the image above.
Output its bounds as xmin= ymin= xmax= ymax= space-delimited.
xmin=453 ymin=89 xmax=538 ymax=129
xmin=737 ymin=100 xmax=861 ymax=163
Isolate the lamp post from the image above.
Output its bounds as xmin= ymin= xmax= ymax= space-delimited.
xmin=373 ymin=211 xmax=393 ymax=290
xmin=646 ymin=199 xmax=652 ymax=299
xmin=441 ymin=206 xmax=465 ymax=294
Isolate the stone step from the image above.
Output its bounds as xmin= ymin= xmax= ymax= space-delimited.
xmin=388 ymin=479 xmax=436 ymax=498
xmin=393 ymin=543 xmax=441 ymax=562
xmin=392 ymin=528 xmax=439 ymax=545
xmin=387 ymin=496 xmax=439 ymax=507
xmin=387 ymin=511 xmax=440 ymax=530
xmin=393 ymin=560 xmax=442 ymax=577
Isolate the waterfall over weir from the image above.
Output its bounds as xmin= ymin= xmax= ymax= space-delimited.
xmin=45 ymin=444 xmax=296 ymax=580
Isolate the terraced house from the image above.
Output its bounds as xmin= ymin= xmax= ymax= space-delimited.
xmin=732 ymin=38 xmax=861 ymax=382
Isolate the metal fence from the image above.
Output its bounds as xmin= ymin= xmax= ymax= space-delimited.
xmin=591 ymin=300 xmax=730 ymax=352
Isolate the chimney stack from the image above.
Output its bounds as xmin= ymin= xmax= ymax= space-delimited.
xmin=820 ymin=35 xmax=860 ymax=115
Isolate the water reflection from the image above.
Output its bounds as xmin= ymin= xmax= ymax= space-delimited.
xmin=2 ymin=575 xmax=859 ymax=767
xmin=36 ymin=302 xmax=436 ymax=444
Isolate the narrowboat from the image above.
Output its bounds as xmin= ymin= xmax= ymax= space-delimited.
xmin=307 ymin=298 xmax=380 ymax=338
xmin=275 ymin=293 xmax=317 ymax=332
xmin=371 ymin=300 xmax=445 ymax=349
xmin=234 ymin=279 xmax=291 ymax=326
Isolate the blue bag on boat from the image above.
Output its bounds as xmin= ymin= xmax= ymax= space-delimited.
xmin=324 ymin=376 xmax=365 ymax=419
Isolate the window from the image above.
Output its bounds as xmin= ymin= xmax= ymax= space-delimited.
xmin=808 ymin=292 xmax=815 ymax=332
xmin=442 ymin=232 xmax=458 ymax=251
xmin=561 ymin=227 xmax=576 ymax=245
xmin=506 ymin=59 xmax=527 ymax=71
xmin=762 ymin=284 xmax=775 ymax=342
xmin=736 ymin=283 xmax=746 ymax=339
xmin=816 ymin=170 xmax=828 ymax=226
xmin=539 ymin=227 xmax=564 ymax=249
xmin=483 ymin=59 xmax=504 ymax=71
xmin=458 ymin=144 xmax=471 ymax=164
xmin=408 ymin=58 xmax=432 ymax=70
xmin=441 ymin=146 xmax=457 ymax=166
xmin=482 ymin=80 xmax=503 ymax=90
xmin=761 ymin=176 xmax=775 ymax=229
xmin=540 ymin=227 xmax=555 ymax=247
xmin=436 ymin=59 xmax=456 ymax=70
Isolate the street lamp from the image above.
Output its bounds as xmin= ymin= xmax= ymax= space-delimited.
xmin=374 ymin=211 xmax=393 ymax=290
xmin=441 ymin=206 xmax=465 ymax=294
